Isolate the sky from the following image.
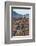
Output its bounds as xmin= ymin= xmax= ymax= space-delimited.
xmin=13 ymin=9 xmax=31 ymax=15
xmin=12 ymin=9 xmax=32 ymax=19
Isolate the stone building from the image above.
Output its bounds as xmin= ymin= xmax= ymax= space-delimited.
xmin=14 ymin=17 xmax=29 ymax=36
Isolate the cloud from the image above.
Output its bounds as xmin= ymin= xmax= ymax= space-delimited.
xmin=13 ymin=9 xmax=31 ymax=15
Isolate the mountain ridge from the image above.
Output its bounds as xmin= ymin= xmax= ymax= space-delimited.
xmin=12 ymin=11 xmax=29 ymax=20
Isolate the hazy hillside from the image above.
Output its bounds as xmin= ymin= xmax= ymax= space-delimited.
xmin=12 ymin=11 xmax=29 ymax=20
